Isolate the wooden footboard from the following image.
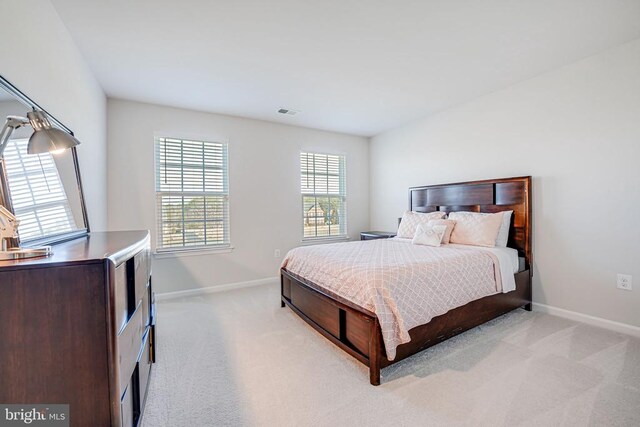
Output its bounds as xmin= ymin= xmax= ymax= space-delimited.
xmin=281 ymin=267 xmax=531 ymax=385
xmin=281 ymin=269 xmax=383 ymax=384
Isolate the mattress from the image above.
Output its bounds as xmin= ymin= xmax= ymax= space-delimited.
xmin=412 ymin=240 xmax=519 ymax=292
xmin=281 ymin=238 xmax=518 ymax=360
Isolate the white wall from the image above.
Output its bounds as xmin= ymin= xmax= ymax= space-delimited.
xmin=370 ymin=39 xmax=640 ymax=328
xmin=0 ymin=1 xmax=107 ymax=230
xmin=107 ymin=99 xmax=369 ymax=293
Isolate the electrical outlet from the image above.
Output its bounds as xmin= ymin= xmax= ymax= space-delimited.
xmin=274 ymin=249 xmax=281 ymax=258
xmin=617 ymin=274 xmax=632 ymax=291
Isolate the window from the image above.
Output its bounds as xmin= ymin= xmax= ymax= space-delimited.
xmin=155 ymin=137 xmax=229 ymax=251
xmin=301 ymin=152 xmax=346 ymax=239
xmin=3 ymin=138 xmax=75 ymax=242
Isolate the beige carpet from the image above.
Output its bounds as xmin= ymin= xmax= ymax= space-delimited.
xmin=141 ymin=281 xmax=640 ymax=427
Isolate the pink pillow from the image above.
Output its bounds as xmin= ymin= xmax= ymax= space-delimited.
xmin=427 ymin=219 xmax=456 ymax=244
xmin=412 ymin=224 xmax=448 ymax=247
xmin=397 ymin=210 xmax=447 ymax=239
xmin=448 ymin=211 xmax=503 ymax=247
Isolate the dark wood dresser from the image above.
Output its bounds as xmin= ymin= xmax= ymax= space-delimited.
xmin=0 ymin=231 xmax=156 ymax=427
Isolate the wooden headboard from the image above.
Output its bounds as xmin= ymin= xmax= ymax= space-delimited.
xmin=409 ymin=176 xmax=532 ymax=268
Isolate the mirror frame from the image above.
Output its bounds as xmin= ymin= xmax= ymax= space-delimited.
xmin=0 ymin=75 xmax=90 ymax=246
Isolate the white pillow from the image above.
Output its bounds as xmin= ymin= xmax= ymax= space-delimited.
xmin=448 ymin=211 xmax=504 ymax=247
xmin=427 ymin=219 xmax=456 ymax=244
xmin=412 ymin=224 xmax=448 ymax=247
xmin=495 ymin=210 xmax=513 ymax=247
xmin=397 ymin=210 xmax=447 ymax=239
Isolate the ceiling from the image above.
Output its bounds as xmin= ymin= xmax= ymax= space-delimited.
xmin=51 ymin=0 xmax=640 ymax=137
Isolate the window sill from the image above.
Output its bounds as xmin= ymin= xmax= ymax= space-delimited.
xmin=300 ymin=236 xmax=350 ymax=246
xmin=153 ymin=246 xmax=234 ymax=259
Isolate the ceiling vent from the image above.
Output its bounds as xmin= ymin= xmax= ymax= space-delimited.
xmin=277 ymin=108 xmax=300 ymax=116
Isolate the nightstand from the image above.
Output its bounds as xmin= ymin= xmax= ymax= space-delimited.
xmin=360 ymin=231 xmax=397 ymax=240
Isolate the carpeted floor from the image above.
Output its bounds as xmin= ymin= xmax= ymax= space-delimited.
xmin=141 ymin=281 xmax=640 ymax=427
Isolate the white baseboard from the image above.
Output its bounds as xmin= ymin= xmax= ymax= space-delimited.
xmin=532 ymin=302 xmax=640 ymax=338
xmin=155 ymin=277 xmax=279 ymax=301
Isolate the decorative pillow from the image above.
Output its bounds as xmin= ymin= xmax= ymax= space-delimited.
xmin=427 ymin=219 xmax=456 ymax=244
xmin=412 ymin=224 xmax=448 ymax=247
xmin=448 ymin=211 xmax=504 ymax=247
xmin=397 ymin=210 xmax=447 ymax=239
xmin=495 ymin=210 xmax=513 ymax=247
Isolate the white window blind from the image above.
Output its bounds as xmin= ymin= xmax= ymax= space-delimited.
xmin=300 ymin=152 xmax=347 ymax=239
xmin=3 ymin=138 xmax=75 ymax=242
xmin=155 ymin=137 xmax=229 ymax=251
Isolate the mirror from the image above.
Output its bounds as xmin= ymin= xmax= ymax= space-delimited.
xmin=0 ymin=75 xmax=89 ymax=247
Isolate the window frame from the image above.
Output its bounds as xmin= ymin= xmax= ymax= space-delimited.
xmin=300 ymin=151 xmax=347 ymax=241
xmin=153 ymin=136 xmax=231 ymax=253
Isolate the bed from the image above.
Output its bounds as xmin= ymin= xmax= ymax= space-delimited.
xmin=280 ymin=176 xmax=532 ymax=385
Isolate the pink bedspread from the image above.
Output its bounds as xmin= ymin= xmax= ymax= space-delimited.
xmin=281 ymin=238 xmax=502 ymax=360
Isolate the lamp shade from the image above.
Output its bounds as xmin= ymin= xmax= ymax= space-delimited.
xmin=26 ymin=110 xmax=80 ymax=154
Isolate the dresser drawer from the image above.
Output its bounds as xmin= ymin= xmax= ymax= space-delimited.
xmin=149 ymin=320 xmax=156 ymax=364
xmin=138 ymin=328 xmax=152 ymax=403
xmin=134 ymin=248 xmax=150 ymax=303
xmin=114 ymin=263 xmax=128 ymax=334
xmin=121 ymin=382 xmax=134 ymax=427
xmin=117 ymin=303 xmax=144 ymax=398
xmin=142 ymin=284 xmax=151 ymax=327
